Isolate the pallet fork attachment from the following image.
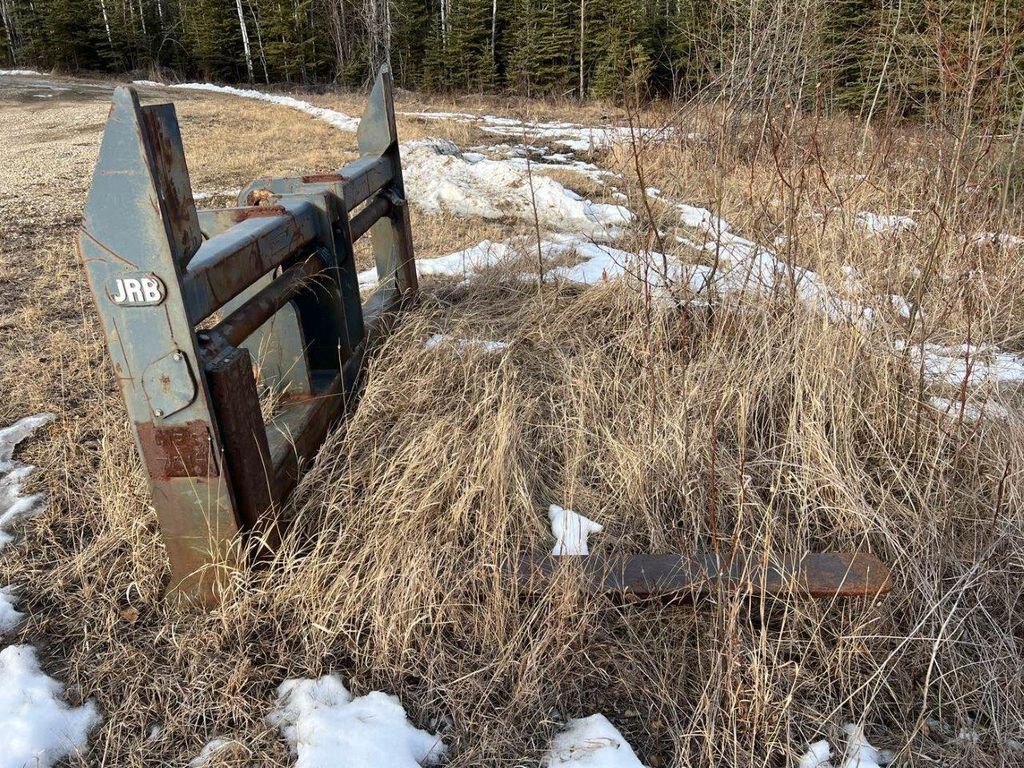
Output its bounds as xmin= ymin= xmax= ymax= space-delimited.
xmin=78 ymin=66 xmax=891 ymax=608
xmin=78 ymin=66 xmax=415 ymax=605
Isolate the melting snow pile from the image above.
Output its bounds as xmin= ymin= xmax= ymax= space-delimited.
xmin=545 ymin=714 xmax=646 ymax=768
xmin=1 ymin=414 xmax=54 ymax=549
xmin=549 ymin=504 xmax=603 ymax=556
xmin=0 ymin=587 xmax=22 ymax=634
xmin=358 ymin=240 xmax=515 ymax=289
xmin=0 ymin=645 xmax=101 ymax=768
xmin=267 ymin=674 xmax=446 ymax=768
xmin=133 ymin=80 xmax=359 ymax=133
xmin=0 ymin=69 xmax=43 ymax=76
xmin=402 ymin=110 xmax=666 ymax=152
xmin=401 ymin=139 xmax=630 ymax=238
xmin=798 ymin=724 xmax=894 ymax=768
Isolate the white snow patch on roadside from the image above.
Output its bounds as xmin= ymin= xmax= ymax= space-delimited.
xmin=267 ymin=674 xmax=446 ymax=768
xmin=549 ymin=504 xmax=603 ymax=556
xmin=424 ymin=334 xmax=508 ymax=354
xmin=0 ymin=69 xmax=43 ymax=76
xmin=0 ymin=586 xmax=23 ymax=634
xmin=856 ymin=212 xmax=916 ymax=234
xmin=0 ymin=645 xmax=101 ymax=768
xmin=0 ymin=414 xmax=54 ymax=550
xmin=401 ymin=139 xmax=630 ymax=238
xmin=545 ymin=714 xmax=646 ymax=767
xmin=132 ymin=80 xmax=359 ymax=132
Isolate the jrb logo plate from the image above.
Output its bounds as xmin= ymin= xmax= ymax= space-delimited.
xmin=107 ymin=273 xmax=166 ymax=306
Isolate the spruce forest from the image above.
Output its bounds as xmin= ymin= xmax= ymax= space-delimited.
xmin=0 ymin=0 xmax=1021 ymax=113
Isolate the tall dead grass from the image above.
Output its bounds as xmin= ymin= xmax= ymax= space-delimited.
xmin=0 ymin=78 xmax=1022 ymax=767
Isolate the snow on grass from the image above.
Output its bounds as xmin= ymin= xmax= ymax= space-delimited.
xmin=968 ymin=232 xmax=1024 ymax=248
xmin=0 ymin=645 xmax=101 ymax=768
xmin=1 ymin=414 xmax=55 ymax=550
xmin=796 ymin=724 xmax=893 ymax=768
xmin=897 ymin=340 xmax=1024 ymax=390
xmin=929 ymin=395 xmax=1012 ymax=423
xmin=402 ymin=110 xmax=668 ymax=152
xmin=0 ymin=69 xmax=43 ymax=76
xmin=855 ymin=211 xmax=916 ymax=234
xmin=548 ymin=505 xmax=603 ymax=556
xmin=358 ymin=239 xmax=516 ymax=289
xmin=423 ymin=334 xmax=508 ymax=354
xmin=401 ymin=139 xmax=630 ymax=238
xmin=545 ymin=714 xmax=646 ymax=767
xmin=475 ymin=143 xmax=614 ymax=182
xmin=0 ymin=587 xmax=23 ymax=634
xmin=132 ymin=80 xmax=359 ymax=132
xmin=188 ymin=737 xmax=237 ymax=767
xmin=266 ymin=674 xmax=446 ymax=768
xmin=192 ymin=188 xmax=241 ymax=202
xmin=798 ymin=739 xmax=832 ymax=768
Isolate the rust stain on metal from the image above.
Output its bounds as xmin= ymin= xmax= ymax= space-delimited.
xmin=136 ymin=421 xmax=219 ymax=479
xmin=232 ymin=205 xmax=287 ymax=223
xmin=301 ymin=173 xmax=346 ymax=184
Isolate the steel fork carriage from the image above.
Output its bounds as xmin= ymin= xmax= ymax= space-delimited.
xmin=78 ymin=67 xmax=415 ymax=605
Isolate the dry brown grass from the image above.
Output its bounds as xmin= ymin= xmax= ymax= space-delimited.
xmin=0 ymin=74 xmax=1022 ymax=767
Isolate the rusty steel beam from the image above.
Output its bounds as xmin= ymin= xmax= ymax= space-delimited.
xmin=182 ymin=200 xmax=321 ymax=323
xmin=212 ymin=255 xmax=324 ymax=348
xmin=349 ymin=194 xmax=393 ymax=241
xmin=518 ymin=552 xmax=892 ymax=600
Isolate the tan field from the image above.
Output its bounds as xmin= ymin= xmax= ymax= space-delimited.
xmin=1 ymin=72 xmax=1022 ymax=766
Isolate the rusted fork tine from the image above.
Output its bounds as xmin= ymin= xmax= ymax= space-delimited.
xmin=518 ymin=552 xmax=892 ymax=600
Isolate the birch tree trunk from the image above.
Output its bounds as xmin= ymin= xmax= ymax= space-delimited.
xmin=235 ymin=0 xmax=255 ymax=81
xmin=578 ymin=0 xmax=584 ymax=97
xmin=99 ymin=0 xmax=113 ymax=48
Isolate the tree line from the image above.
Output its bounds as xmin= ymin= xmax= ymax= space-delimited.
xmin=1 ymin=0 xmax=1021 ymax=115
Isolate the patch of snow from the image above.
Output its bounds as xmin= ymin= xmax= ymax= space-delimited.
xmin=188 ymin=737 xmax=236 ymax=767
xmin=968 ymin=232 xmax=1024 ymax=248
xmin=1 ymin=414 xmax=54 ymax=550
xmin=855 ymin=212 xmax=916 ymax=234
xmin=898 ymin=340 xmax=1024 ymax=390
xmin=401 ymin=139 xmax=630 ymax=238
xmin=549 ymin=504 xmax=603 ymax=556
xmin=798 ymin=739 xmax=832 ymax=768
xmin=402 ymin=110 xmax=667 ymax=152
xmin=0 ymin=69 xmax=42 ymax=76
xmin=545 ymin=714 xmax=646 ymax=767
xmin=840 ymin=723 xmax=893 ymax=768
xmin=358 ymin=239 xmax=515 ymax=289
xmin=0 ymin=645 xmax=101 ymax=768
xmin=0 ymin=586 xmax=23 ymax=634
xmin=131 ymin=80 xmax=359 ymax=133
xmin=267 ymin=674 xmax=446 ymax=768
xmin=192 ymin=188 xmax=241 ymax=202
xmin=423 ymin=334 xmax=508 ymax=354
xmin=796 ymin=725 xmax=892 ymax=768
xmin=929 ymin=395 xmax=1011 ymax=423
